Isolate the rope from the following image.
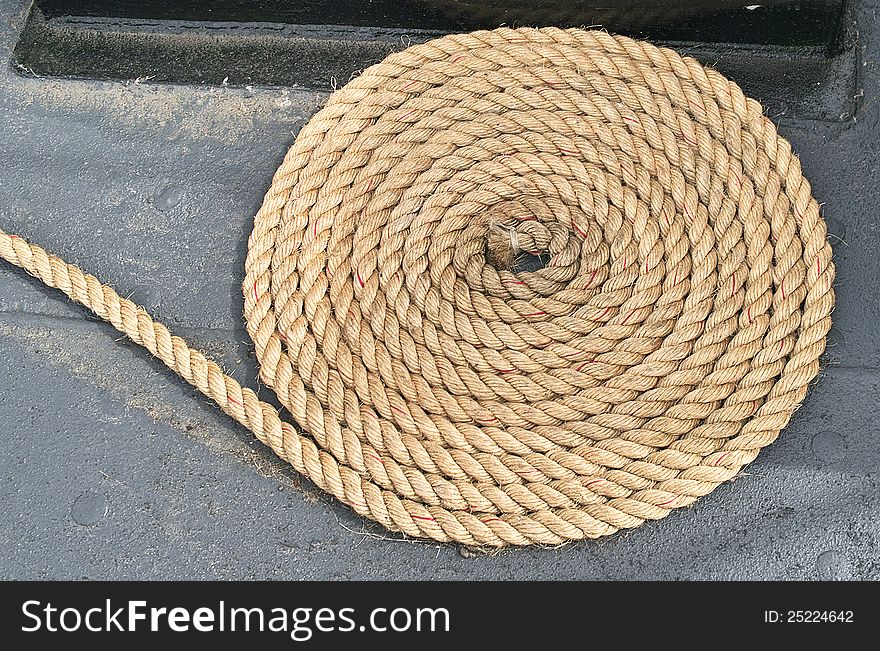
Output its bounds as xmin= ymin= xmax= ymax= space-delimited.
xmin=1 ymin=27 xmax=835 ymax=547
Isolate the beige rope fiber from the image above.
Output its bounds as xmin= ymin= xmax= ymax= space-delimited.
xmin=1 ymin=27 xmax=835 ymax=547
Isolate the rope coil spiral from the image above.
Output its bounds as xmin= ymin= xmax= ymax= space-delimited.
xmin=1 ymin=27 xmax=835 ymax=547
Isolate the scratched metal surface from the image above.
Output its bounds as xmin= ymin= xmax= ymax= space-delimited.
xmin=1 ymin=0 xmax=877 ymax=579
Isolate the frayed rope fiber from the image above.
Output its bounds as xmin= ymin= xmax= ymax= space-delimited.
xmin=1 ymin=28 xmax=835 ymax=546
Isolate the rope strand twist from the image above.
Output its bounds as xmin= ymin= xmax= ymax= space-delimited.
xmin=1 ymin=27 xmax=835 ymax=547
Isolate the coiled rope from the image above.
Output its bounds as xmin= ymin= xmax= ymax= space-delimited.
xmin=1 ymin=28 xmax=835 ymax=547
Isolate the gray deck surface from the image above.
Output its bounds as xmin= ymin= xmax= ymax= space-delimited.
xmin=1 ymin=0 xmax=877 ymax=580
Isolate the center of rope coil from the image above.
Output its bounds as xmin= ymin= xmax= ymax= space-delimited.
xmin=487 ymin=216 xmax=558 ymax=272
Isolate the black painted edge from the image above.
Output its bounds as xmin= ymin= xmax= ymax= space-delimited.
xmin=11 ymin=4 xmax=861 ymax=122
xmin=31 ymin=0 xmax=848 ymax=49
